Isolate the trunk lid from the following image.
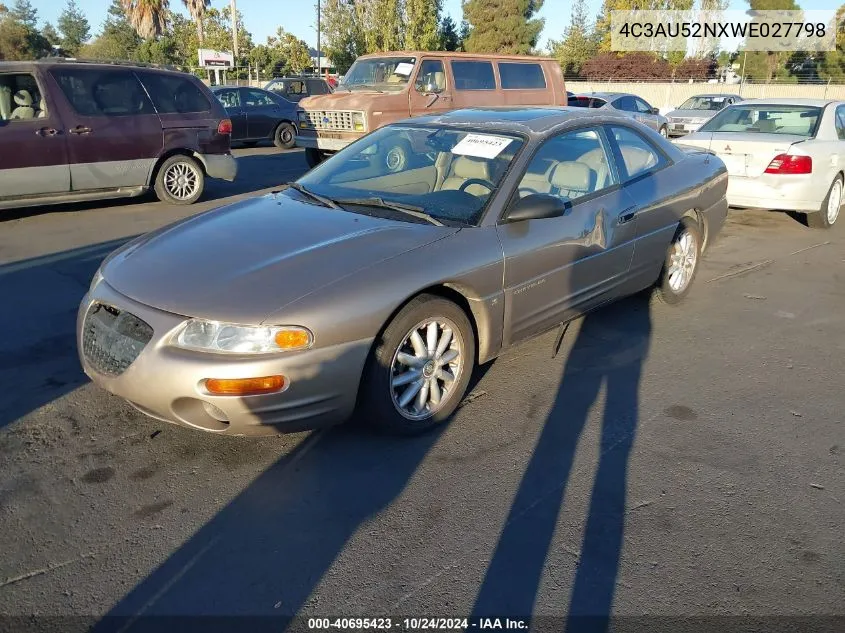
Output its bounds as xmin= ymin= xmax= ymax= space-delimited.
xmin=679 ymin=132 xmax=808 ymax=178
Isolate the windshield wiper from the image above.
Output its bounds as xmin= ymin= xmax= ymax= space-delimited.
xmin=333 ymin=197 xmax=444 ymax=226
xmin=285 ymin=182 xmax=341 ymax=209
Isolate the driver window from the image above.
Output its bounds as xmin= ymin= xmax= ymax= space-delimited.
xmin=517 ymin=129 xmax=616 ymax=203
xmin=415 ymin=60 xmax=446 ymax=94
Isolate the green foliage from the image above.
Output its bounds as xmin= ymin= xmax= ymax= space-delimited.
xmin=267 ymin=28 xmax=312 ymax=74
xmin=41 ymin=21 xmax=59 ymax=44
xmin=80 ymin=0 xmax=142 ymax=61
xmin=406 ymin=0 xmax=441 ymax=50
xmin=438 ymin=14 xmax=459 ymax=50
xmin=462 ymin=0 xmax=544 ymax=54
xmin=58 ymin=0 xmax=90 ymax=55
xmin=0 ymin=9 xmax=51 ymax=59
xmin=10 ymin=0 xmax=37 ymax=29
xmin=548 ymin=0 xmax=596 ymax=77
xmin=321 ymin=0 xmax=365 ymax=74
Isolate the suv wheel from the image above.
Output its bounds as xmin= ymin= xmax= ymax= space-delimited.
xmin=274 ymin=122 xmax=296 ymax=149
xmin=154 ymin=155 xmax=204 ymax=205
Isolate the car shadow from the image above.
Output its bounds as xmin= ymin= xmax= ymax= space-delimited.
xmin=470 ymin=294 xmax=653 ymax=631
xmin=0 ymin=151 xmax=309 ymax=223
xmin=89 ymin=363 xmax=492 ymax=633
xmin=0 ymin=236 xmax=140 ymax=430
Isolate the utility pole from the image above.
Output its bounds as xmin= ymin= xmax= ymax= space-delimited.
xmin=231 ymin=0 xmax=239 ymax=60
xmin=316 ymin=0 xmax=321 ymax=77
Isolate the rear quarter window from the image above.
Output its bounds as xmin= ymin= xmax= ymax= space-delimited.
xmin=451 ymin=61 xmax=496 ymax=91
xmin=51 ymin=68 xmax=156 ymax=117
xmin=138 ymin=72 xmax=212 ymax=114
xmin=498 ymin=63 xmax=546 ymax=90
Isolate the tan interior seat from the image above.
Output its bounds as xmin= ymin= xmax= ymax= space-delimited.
xmin=549 ymin=161 xmax=597 ymax=200
xmin=618 ymin=145 xmax=657 ymax=177
xmin=432 ymin=72 xmax=445 ymax=91
xmin=10 ymin=89 xmax=35 ymax=120
xmin=441 ymin=156 xmax=492 ymax=196
xmin=578 ymin=148 xmax=612 ymax=189
xmin=755 ymin=118 xmax=777 ymax=133
xmin=36 ymin=97 xmax=47 ymax=118
xmin=0 ymin=86 xmax=11 ymax=120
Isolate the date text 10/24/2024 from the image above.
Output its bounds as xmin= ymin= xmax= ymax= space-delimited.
xmin=307 ymin=618 xmax=529 ymax=630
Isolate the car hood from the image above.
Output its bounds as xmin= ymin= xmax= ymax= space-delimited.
xmin=102 ymin=194 xmax=459 ymax=324
xmin=299 ymin=90 xmax=402 ymax=111
xmin=666 ymin=109 xmax=716 ymax=120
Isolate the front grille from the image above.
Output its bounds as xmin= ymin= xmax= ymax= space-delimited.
xmin=301 ymin=110 xmax=359 ymax=131
xmin=82 ymin=303 xmax=153 ymax=377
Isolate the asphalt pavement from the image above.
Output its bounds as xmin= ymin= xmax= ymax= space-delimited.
xmin=0 ymin=146 xmax=843 ymax=631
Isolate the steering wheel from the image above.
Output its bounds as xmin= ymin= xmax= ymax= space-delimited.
xmin=458 ymin=178 xmax=495 ymax=194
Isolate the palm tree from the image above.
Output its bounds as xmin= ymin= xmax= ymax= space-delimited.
xmin=121 ymin=0 xmax=169 ymax=40
xmin=182 ymin=0 xmax=210 ymax=44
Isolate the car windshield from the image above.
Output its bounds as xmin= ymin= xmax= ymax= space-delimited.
xmin=338 ymin=57 xmax=416 ymax=92
xmin=295 ymin=125 xmax=525 ymax=225
xmin=700 ymin=105 xmax=821 ymax=136
xmin=678 ymin=96 xmax=730 ymax=111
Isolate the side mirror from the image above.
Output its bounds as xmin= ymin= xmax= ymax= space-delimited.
xmin=506 ymin=194 xmax=568 ymax=222
xmin=650 ymin=107 xmax=660 ymax=115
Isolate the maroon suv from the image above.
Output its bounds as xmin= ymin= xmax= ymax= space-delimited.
xmin=0 ymin=60 xmax=237 ymax=210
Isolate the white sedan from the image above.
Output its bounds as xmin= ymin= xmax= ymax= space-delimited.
xmin=675 ymin=98 xmax=844 ymax=229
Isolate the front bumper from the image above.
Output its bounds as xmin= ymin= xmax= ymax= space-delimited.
xmin=726 ymin=174 xmax=823 ymax=212
xmin=195 ymin=152 xmax=237 ymax=182
xmin=667 ymin=122 xmax=704 ymax=137
xmin=77 ymin=282 xmax=372 ymax=436
xmin=295 ymin=135 xmax=354 ymax=152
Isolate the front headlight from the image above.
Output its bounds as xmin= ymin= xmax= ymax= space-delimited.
xmin=89 ymin=268 xmax=104 ymax=293
xmin=352 ymin=112 xmax=365 ymax=132
xmin=298 ymin=111 xmax=310 ymax=128
xmin=175 ymin=320 xmax=313 ymax=354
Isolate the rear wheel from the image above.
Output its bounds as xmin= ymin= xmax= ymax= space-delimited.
xmin=360 ymin=295 xmax=475 ymax=436
xmin=153 ymin=155 xmax=204 ymax=205
xmin=807 ymin=175 xmax=842 ymax=229
xmin=305 ymin=147 xmax=329 ymax=169
xmin=273 ymin=122 xmax=296 ymax=149
xmin=653 ymin=217 xmax=702 ymax=305
xmin=659 ymin=126 xmax=668 ymax=138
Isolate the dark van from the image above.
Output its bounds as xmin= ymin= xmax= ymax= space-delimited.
xmin=0 ymin=59 xmax=237 ymax=210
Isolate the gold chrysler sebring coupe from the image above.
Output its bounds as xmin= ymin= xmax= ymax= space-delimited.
xmin=78 ymin=107 xmax=728 ymax=436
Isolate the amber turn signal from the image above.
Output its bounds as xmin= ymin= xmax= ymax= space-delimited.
xmin=205 ymin=375 xmax=286 ymax=396
xmin=274 ymin=329 xmax=311 ymax=349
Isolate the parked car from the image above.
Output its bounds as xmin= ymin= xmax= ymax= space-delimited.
xmin=676 ymin=98 xmax=844 ymax=229
xmin=569 ymin=92 xmax=669 ymax=137
xmin=0 ymin=60 xmax=236 ymax=210
xmin=78 ymin=107 xmax=727 ymax=437
xmin=263 ymin=76 xmax=332 ymax=103
xmin=211 ymin=85 xmax=298 ymax=149
xmin=665 ymin=93 xmax=743 ymax=138
xmin=295 ymin=51 xmax=567 ymax=169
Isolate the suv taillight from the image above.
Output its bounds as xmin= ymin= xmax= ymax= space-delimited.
xmin=765 ymin=154 xmax=812 ymax=174
xmin=217 ymin=119 xmax=233 ymax=135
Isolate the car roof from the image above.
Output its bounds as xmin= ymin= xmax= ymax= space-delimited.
xmin=683 ymin=93 xmax=743 ymax=98
xmin=1 ymin=58 xmax=187 ymax=74
xmin=402 ymin=106 xmax=637 ymax=135
xmin=357 ymin=51 xmax=556 ymax=62
xmin=733 ymin=98 xmax=837 ymax=107
xmin=572 ymin=92 xmax=626 ymax=99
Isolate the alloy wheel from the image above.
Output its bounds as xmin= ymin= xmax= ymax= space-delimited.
xmin=667 ymin=229 xmax=698 ymax=293
xmin=827 ymin=179 xmax=842 ymax=225
xmin=163 ymin=162 xmax=200 ymax=201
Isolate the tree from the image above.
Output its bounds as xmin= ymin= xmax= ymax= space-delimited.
xmin=80 ymin=0 xmax=141 ymax=61
xmin=182 ymin=0 xmax=209 ymax=45
xmin=438 ymin=14 xmax=459 ymax=50
xmin=0 ymin=6 xmax=51 ymax=59
xmin=322 ymin=0 xmax=364 ymax=73
xmin=357 ymin=0 xmax=404 ymax=52
xmin=57 ymin=0 xmax=90 ymax=54
xmin=121 ymin=0 xmax=168 ymax=40
xmin=673 ymin=56 xmax=717 ymax=80
xmin=739 ymin=0 xmax=801 ymax=81
xmin=817 ymin=5 xmax=845 ymax=82
xmin=458 ymin=19 xmax=470 ymax=50
xmin=10 ymin=0 xmax=36 ymax=29
xmin=548 ymin=0 xmax=596 ymax=77
xmin=406 ymin=0 xmax=441 ymax=50
xmin=268 ymin=28 xmax=312 ymax=74
xmin=41 ymin=21 xmax=59 ymax=45
xmin=462 ymin=0 xmax=545 ymax=55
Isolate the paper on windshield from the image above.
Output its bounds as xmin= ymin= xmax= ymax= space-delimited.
xmin=452 ymin=134 xmax=513 ymax=159
xmin=712 ymin=97 xmax=725 ymax=102
xmin=394 ymin=62 xmax=414 ymax=76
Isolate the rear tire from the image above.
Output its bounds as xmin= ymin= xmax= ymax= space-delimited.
xmin=273 ymin=122 xmax=296 ymax=150
xmin=659 ymin=126 xmax=668 ymax=138
xmin=153 ymin=155 xmax=204 ymax=206
xmin=360 ymin=294 xmax=475 ymax=436
xmin=653 ymin=217 xmax=702 ymax=305
xmin=305 ymin=147 xmax=328 ymax=169
xmin=807 ymin=175 xmax=842 ymax=229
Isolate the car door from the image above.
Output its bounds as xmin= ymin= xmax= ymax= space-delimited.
xmin=49 ymin=67 xmax=162 ymax=190
xmin=496 ymin=127 xmax=639 ymax=346
xmin=409 ymin=58 xmax=453 ymax=117
xmin=0 ymin=68 xmax=70 ymax=199
xmin=605 ymin=124 xmax=677 ymax=287
xmin=214 ymin=87 xmax=247 ymax=140
xmin=633 ymin=97 xmax=659 ymax=130
xmin=242 ymin=88 xmax=280 ymax=139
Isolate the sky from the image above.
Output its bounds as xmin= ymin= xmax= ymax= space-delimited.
xmin=35 ymin=0 xmax=836 ymax=55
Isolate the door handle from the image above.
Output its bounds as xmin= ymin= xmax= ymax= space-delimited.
xmin=617 ymin=205 xmax=638 ymax=225
xmin=69 ymin=125 xmax=92 ymax=135
xmin=36 ymin=127 xmax=59 ymax=137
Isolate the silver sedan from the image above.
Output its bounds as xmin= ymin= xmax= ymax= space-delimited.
xmin=569 ymin=92 xmax=670 ymax=137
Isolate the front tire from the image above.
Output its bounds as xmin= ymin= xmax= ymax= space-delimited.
xmin=659 ymin=126 xmax=668 ymax=138
xmin=807 ymin=175 xmax=842 ymax=229
xmin=153 ymin=155 xmax=204 ymax=205
xmin=653 ymin=217 xmax=702 ymax=305
xmin=360 ymin=295 xmax=476 ymax=436
xmin=273 ymin=122 xmax=296 ymax=149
